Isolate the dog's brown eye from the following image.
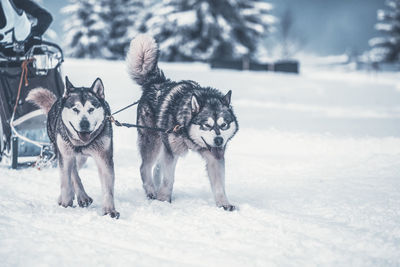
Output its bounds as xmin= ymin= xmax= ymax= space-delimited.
xmin=204 ymin=123 xmax=212 ymax=129
xmin=220 ymin=122 xmax=230 ymax=130
xmin=88 ymin=108 xmax=94 ymax=114
xmin=72 ymin=108 xmax=79 ymax=113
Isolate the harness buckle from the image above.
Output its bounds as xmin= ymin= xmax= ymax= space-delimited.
xmin=167 ymin=124 xmax=183 ymax=134
xmin=108 ymin=115 xmax=123 ymax=127
xmin=108 ymin=115 xmax=115 ymax=123
xmin=173 ymin=125 xmax=182 ymax=132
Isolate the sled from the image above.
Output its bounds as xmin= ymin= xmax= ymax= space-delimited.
xmin=0 ymin=41 xmax=64 ymax=169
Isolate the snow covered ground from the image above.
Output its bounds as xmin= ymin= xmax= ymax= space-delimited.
xmin=1 ymin=59 xmax=400 ymax=266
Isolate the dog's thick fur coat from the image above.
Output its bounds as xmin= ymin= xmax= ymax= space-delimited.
xmin=126 ymin=35 xmax=238 ymax=210
xmin=27 ymin=78 xmax=119 ymax=218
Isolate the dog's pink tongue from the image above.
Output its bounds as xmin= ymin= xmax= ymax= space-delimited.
xmin=78 ymin=132 xmax=91 ymax=142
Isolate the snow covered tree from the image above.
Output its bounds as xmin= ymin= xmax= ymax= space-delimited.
xmin=369 ymin=0 xmax=400 ymax=62
xmin=276 ymin=8 xmax=306 ymax=59
xmin=104 ymin=0 xmax=144 ymax=59
xmin=63 ymin=0 xmax=143 ymax=59
xmin=143 ymin=0 xmax=275 ymax=62
xmin=62 ymin=0 xmax=110 ymax=58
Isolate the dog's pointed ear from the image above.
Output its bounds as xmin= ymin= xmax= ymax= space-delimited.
xmin=64 ymin=76 xmax=75 ymax=96
xmin=191 ymin=94 xmax=200 ymax=113
xmin=65 ymin=76 xmax=74 ymax=89
xmin=221 ymin=90 xmax=232 ymax=106
xmin=91 ymin=78 xmax=105 ymax=99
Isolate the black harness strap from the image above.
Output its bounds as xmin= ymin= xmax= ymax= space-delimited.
xmin=111 ymin=100 xmax=140 ymax=116
xmin=109 ymin=116 xmax=184 ymax=134
xmin=109 ymin=100 xmax=185 ymax=134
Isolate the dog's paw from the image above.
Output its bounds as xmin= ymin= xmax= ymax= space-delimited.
xmin=143 ymin=186 xmax=157 ymax=200
xmin=58 ymin=196 xmax=74 ymax=208
xmin=103 ymin=209 xmax=120 ymax=219
xmin=156 ymin=193 xmax=171 ymax=203
xmin=146 ymin=192 xmax=157 ymax=200
xmin=221 ymin=204 xmax=236 ymax=211
xmin=58 ymin=191 xmax=74 ymax=208
xmin=157 ymin=195 xmax=172 ymax=203
xmin=77 ymin=194 xmax=93 ymax=208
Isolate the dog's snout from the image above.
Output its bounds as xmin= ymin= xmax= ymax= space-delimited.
xmin=214 ymin=136 xmax=223 ymax=147
xmin=79 ymin=119 xmax=90 ymax=131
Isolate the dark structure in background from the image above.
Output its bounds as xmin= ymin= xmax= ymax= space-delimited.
xmin=211 ymin=59 xmax=299 ymax=74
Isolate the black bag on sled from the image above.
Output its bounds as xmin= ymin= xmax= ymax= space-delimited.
xmin=0 ymin=53 xmax=64 ymax=167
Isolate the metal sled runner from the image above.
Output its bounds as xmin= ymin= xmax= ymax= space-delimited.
xmin=0 ymin=41 xmax=64 ymax=169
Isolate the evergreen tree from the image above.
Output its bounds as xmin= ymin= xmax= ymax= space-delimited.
xmin=63 ymin=0 xmax=143 ymax=59
xmin=105 ymin=0 xmax=144 ymax=59
xmin=62 ymin=0 xmax=110 ymax=58
xmin=143 ymin=0 xmax=275 ymax=62
xmin=369 ymin=0 xmax=400 ymax=62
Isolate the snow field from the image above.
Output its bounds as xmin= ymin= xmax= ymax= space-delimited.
xmin=0 ymin=59 xmax=400 ymax=266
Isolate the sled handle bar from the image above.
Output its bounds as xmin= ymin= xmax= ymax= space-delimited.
xmin=0 ymin=39 xmax=64 ymax=65
xmin=39 ymin=40 xmax=64 ymax=63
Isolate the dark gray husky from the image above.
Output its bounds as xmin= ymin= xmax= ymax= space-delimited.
xmin=126 ymin=35 xmax=239 ymax=211
xmin=27 ymin=77 xmax=119 ymax=218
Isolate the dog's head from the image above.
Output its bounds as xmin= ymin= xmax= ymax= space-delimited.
xmin=188 ymin=90 xmax=238 ymax=159
xmin=61 ymin=77 xmax=107 ymax=143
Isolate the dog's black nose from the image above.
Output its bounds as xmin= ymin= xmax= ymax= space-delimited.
xmin=214 ymin=136 xmax=223 ymax=147
xmin=79 ymin=119 xmax=90 ymax=131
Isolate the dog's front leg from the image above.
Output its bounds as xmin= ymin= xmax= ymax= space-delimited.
xmin=56 ymin=136 xmax=74 ymax=207
xmin=92 ymin=151 xmax=119 ymax=219
xmin=71 ymin=157 xmax=93 ymax=208
xmin=157 ymin=150 xmax=177 ymax=202
xmin=201 ymin=151 xmax=236 ymax=211
xmin=138 ymin=130 xmax=161 ymax=199
xmin=57 ymin=153 xmax=75 ymax=208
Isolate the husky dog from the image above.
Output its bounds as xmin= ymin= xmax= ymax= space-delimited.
xmin=27 ymin=77 xmax=119 ymax=218
xmin=126 ymin=35 xmax=239 ymax=211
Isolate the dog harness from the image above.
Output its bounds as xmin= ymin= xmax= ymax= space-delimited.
xmin=108 ymin=100 xmax=185 ymax=135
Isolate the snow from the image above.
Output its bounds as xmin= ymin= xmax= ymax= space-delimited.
xmin=377 ymin=9 xmax=386 ymax=21
xmin=375 ymin=23 xmax=393 ymax=32
xmin=1 ymin=59 xmax=400 ymax=266
xmin=170 ymin=10 xmax=197 ymax=27
xmin=252 ymin=1 xmax=273 ymax=11
xmin=369 ymin=37 xmax=387 ymax=47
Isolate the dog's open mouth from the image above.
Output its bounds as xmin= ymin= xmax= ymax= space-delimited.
xmin=77 ymin=131 xmax=92 ymax=142
xmin=70 ymin=123 xmax=92 ymax=142
xmin=201 ymin=137 xmax=224 ymax=159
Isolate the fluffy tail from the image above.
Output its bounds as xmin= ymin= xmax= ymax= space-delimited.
xmin=26 ymin=87 xmax=57 ymax=114
xmin=126 ymin=34 xmax=165 ymax=86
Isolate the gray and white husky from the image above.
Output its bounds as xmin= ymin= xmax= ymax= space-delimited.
xmin=126 ymin=35 xmax=239 ymax=211
xmin=27 ymin=77 xmax=119 ymax=218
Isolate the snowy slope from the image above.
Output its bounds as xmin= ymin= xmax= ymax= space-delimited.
xmin=1 ymin=60 xmax=400 ymax=266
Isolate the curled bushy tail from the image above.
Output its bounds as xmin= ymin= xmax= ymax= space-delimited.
xmin=26 ymin=87 xmax=57 ymax=114
xmin=126 ymin=34 xmax=165 ymax=86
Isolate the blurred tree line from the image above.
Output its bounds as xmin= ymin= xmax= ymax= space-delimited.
xmin=62 ymin=0 xmax=275 ymax=62
xmin=369 ymin=0 xmax=400 ymax=63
